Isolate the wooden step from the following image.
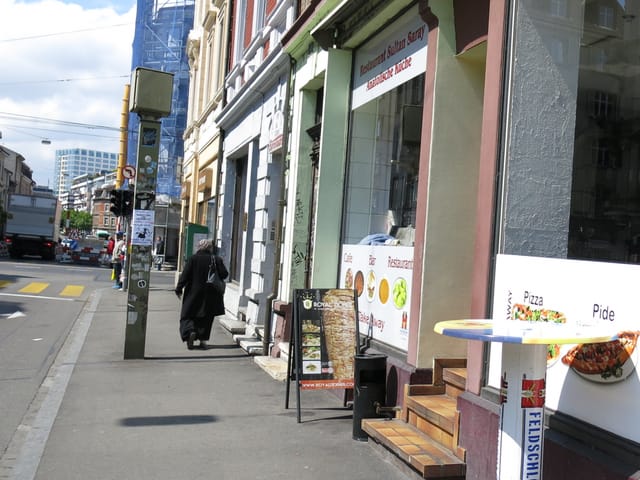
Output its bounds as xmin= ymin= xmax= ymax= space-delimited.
xmin=405 ymin=394 xmax=458 ymax=436
xmin=362 ymin=418 xmax=465 ymax=478
xmin=442 ymin=367 xmax=466 ymax=397
xmin=442 ymin=367 xmax=466 ymax=389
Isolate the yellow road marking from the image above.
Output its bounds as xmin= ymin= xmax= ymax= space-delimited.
xmin=19 ymin=282 xmax=49 ymax=294
xmin=60 ymin=285 xmax=84 ymax=297
xmin=0 ymin=280 xmax=10 ymax=288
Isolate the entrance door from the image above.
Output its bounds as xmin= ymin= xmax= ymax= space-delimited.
xmin=230 ymin=158 xmax=246 ymax=282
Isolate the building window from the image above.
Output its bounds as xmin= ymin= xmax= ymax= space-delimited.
xmin=550 ymin=0 xmax=568 ymax=18
xmin=591 ymin=90 xmax=617 ymax=120
xmin=598 ymin=5 xmax=615 ymax=29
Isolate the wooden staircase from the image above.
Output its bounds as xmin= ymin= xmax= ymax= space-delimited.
xmin=361 ymin=359 xmax=467 ymax=479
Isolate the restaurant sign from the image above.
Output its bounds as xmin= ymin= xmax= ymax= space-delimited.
xmin=293 ymin=289 xmax=359 ymax=390
xmin=339 ymin=244 xmax=413 ymax=351
xmin=489 ymin=254 xmax=640 ymax=442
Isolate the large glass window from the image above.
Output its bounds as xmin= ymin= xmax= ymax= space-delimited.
xmin=342 ymin=75 xmax=424 ymax=246
xmin=568 ymin=1 xmax=640 ymax=263
xmin=499 ymin=0 xmax=640 ymax=264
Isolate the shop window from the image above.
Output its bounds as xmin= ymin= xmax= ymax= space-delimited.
xmin=500 ymin=1 xmax=640 ymax=264
xmin=343 ymin=75 xmax=424 ymax=246
xmin=569 ymin=6 xmax=637 ymax=263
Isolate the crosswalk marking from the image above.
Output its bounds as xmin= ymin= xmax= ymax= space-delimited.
xmin=19 ymin=282 xmax=49 ymax=294
xmin=1 ymin=281 xmax=87 ymax=298
xmin=60 ymin=285 xmax=84 ymax=297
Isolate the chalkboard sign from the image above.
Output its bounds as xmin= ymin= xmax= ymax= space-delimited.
xmin=286 ymin=289 xmax=359 ymax=422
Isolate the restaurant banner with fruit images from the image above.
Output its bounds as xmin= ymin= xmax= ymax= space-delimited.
xmin=294 ymin=289 xmax=359 ymax=390
xmin=489 ymin=254 xmax=640 ymax=443
xmin=339 ymin=245 xmax=413 ymax=351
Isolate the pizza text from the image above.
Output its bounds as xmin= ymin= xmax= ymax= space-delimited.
xmin=523 ymin=291 xmax=543 ymax=307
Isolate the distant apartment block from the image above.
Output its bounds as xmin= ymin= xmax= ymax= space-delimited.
xmin=54 ymin=148 xmax=118 ymax=196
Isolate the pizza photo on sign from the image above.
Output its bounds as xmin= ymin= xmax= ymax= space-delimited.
xmin=511 ymin=304 xmax=566 ymax=365
xmin=561 ymin=330 xmax=640 ymax=383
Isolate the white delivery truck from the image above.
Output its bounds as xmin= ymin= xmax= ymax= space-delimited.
xmin=4 ymin=193 xmax=61 ymax=260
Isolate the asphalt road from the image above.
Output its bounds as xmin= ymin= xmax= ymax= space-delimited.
xmin=0 ymin=259 xmax=112 ymax=459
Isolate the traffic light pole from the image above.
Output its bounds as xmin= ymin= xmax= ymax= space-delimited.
xmin=122 ymin=66 xmax=174 ymax=360
xmin=123 ymin=119 xmax=161 ymax=359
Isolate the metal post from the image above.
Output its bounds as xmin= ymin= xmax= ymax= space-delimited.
xmin=123 ymin=119 xmax=161 ymax=359
xmin=122 ymin=66 xmax=174 ymax=359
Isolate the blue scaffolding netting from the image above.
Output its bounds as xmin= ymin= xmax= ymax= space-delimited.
xmin=128 ymin=0 xmax=194 ymax=198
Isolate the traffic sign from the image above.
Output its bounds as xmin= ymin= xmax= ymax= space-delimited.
xmin=122 ymin=165 xmax=136 ymax=179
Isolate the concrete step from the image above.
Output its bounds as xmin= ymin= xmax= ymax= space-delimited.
xmin=234 ymin=335 xmax=264 ymax=355
xmin=219 ymin=317 xmax=247 ymax=334
xmin=254 ymin=356 xmax=288 ymax=381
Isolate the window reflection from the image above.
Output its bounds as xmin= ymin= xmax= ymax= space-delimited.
xmin=569 ymin=0 xmax=640 ymax=263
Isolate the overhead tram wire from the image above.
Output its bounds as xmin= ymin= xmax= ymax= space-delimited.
xmin=0 ymin=75 xmax=129 ymax=87
xmin=0 ymin=112 xmax=125 ymax=133
xmin=0 ymin=23 xmax=132 ymax=43
xmin=0 ymin=124 xmax=123 ymax=140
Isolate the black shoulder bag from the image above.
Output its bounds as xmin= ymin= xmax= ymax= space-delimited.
xmin=206 ymin=255 xmax=226 ymax=294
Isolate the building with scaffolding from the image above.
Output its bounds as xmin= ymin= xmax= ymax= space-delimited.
xmin=126 ymin=0 xmax=194 ymax=265
xmin=128 ymin=0 xmax=194 ymax=198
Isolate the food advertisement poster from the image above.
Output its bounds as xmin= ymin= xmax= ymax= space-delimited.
xmin=339 ymin=245 xmax=413 ymax=351
xmin=294 ymin=289 xmax=359 ymax=390
xmin=489 ymin=254 xmax=640 ymax=442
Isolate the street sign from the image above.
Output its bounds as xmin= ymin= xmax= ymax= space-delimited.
xmin=122 ymin=165 xmax=136 ymax=179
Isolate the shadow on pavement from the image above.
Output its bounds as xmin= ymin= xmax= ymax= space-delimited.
xmin=119 ymin=415 xmax=218 ymax=427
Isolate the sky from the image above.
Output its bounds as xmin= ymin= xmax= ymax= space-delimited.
xmin=0 ymin=0 xmax=137 ymax=188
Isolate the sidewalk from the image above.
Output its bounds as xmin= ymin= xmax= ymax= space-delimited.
xmin=4 ymin=271 xmax=413 ymax=480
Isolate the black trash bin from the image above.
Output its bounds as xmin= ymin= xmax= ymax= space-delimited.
xmin=352 ymin=353 xmax=387 ymax=441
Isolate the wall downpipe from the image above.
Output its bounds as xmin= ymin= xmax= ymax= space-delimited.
xmin=214 ymin=0 xmax=233 ymax=248
xmin=262 ymin=55 xmax=294 ymax=357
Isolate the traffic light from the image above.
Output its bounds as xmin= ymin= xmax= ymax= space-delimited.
xmin=109 ymin=189 xmax=134 ymax=217
xmin=122 ymin=190 xmax=134 ymax=217
xmin=109 ymin=189 xmax=122 ymax=216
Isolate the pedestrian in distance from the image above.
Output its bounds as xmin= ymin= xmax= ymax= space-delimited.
xmin=106 ymin=235 xmax=115 ymax=256
xmin=174 ymin=239 xmax=228 ymax=350
xmin=153 ymin=235 xmax=164 ymax=271
xmin=111 ymin=232 xmax=126 ymax=290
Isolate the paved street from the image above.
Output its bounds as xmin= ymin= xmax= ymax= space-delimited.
xmin=0 ymin=270 xmax=413 ymax=480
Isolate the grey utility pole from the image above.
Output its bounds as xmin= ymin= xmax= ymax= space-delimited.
xmin=124 ymin=67 xmax=174 ymax=359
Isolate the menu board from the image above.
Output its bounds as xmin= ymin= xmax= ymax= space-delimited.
xmin=489 ymin=254 xmax=640 ymax=442
xmin=339 ymin=244 xmax=413 ymax=351
xmin=294 ymin=289 xmax=359 ymax=390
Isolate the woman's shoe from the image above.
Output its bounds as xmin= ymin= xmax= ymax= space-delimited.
xmin=187 ymin=331 xmax=196 ymax=350
xmin=198 ymin=340 xmax=207 ymax=350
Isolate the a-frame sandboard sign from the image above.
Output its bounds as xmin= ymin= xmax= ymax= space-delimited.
xmin=285 ymin=288 xmax=359 ymax=423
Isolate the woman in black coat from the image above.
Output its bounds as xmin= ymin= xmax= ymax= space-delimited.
xmin=175 ymin=239 xmax=228 ymax=349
